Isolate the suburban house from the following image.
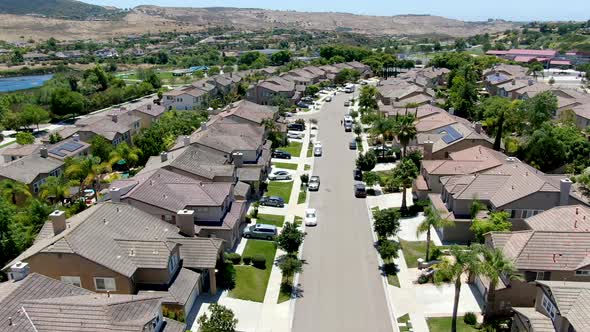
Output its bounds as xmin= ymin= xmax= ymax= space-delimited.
xmin=1 ymin=143 xmax=42 ymax=163
xmin=377 ymin=78 xmax=436 ymax=107
xmin=127 ymin=103 xmax=168 ymax=129
xmin=485 ymin=49 xmax=558 ymax=64
xmin=0 ymin=147 xmax=64 ymax=194
xmin=246 ymin=76 xmax=299 ymax=106
xmin=2 ymin=135 xmax=89 ymax=163
xmin=429 ymin=160 xmax=588 ymax=242
xmin=512 ymin=281 xmax=590 ymax=332
xmin=2 ymin=202 xmax=225 ymax=317
xmin=163 ymin=87 xmax=208 ymax=111
xmin=217 ymin=100 xmax=278 ymax=126
xmin=475 ymin=214 xmax=590 ymax=317
xmin=0 ymin=272 xmax=186 ymax=332
xmin=110 ymin=168 xmax=247 ymax=246
xmin=483 ymin=64 xmax=529 ymax=96
xmin=414 ymin=145 xmax=507 ymax=200
xmin=397 ymin=67 xmax=450 ymax=88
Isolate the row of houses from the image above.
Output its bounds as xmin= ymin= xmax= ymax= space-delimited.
xmin=486 ymin=48 xmax=590 ymax=67
xmin=484 ymin=63 xmax=590 ymax=130
xmin=376 ymin=67 xmax=449 ymax=108
xmin=0 ymin=100 xmax=278 ymax=326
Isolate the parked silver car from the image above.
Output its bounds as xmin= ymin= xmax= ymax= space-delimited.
xmin=308 ymin=176 xmax=320 ymax=191
xmin=243 ymin=224 xmax=278 ymax=240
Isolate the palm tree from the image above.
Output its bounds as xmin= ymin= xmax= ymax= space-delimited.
xmin=416 ymin=207 xmax=455 ymax=261
xmin=39 ymin=176 xmax=71 ymax=205
xmin=435 ymin=246 xmax=482 ymax=332
xmin=392 ymin=158 xmax=419 ymax=211
xmin=394 ymin=114 xmax=417 ymax=158
xmin=0 ymin=179 xmax=31 ymax=205
xmin=108 ymin=143 xmax=142 ymax=171
xmin=65 ymin=156 xmax=110 ymax=202
xmin=479 ymin=247 xmax=522 ymax=322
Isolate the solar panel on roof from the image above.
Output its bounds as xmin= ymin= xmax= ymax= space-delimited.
xmin=60 ymin=142 xmax=83 ymax=152
xmin=49 ymin=148 xmax=67 ymax=157
xmin=438 ymin=125 xmax=464 ymax=145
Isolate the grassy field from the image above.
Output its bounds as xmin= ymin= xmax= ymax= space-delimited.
xmin=388 ymin=273 xmax=400 ymax=287
xmin=229 ymin=240 xmax=277 ymax=302
xmin=272 ymin=162 xmax=298 ymax=170
xmin=297 ymin=186 xmax=307 ymax=204
xmin=398 ymin=314 xmax=411 ymax=332
xmin=256 ymin=214 xmax=285 ymax=227
xmin=294 ymin=216 xmax=303 ymax=226
xmin=307 ymin=143 xmax=314 ymax=157
xmin=266 ymin=181 xmax=294 ymax=203
xmin=277 ymin=275 xmax=292 ymax=304
xmin=400 ymin=240 xmax=431 ymax=268
xmin=282 ymin=141 xmax=303 ymax=158
xmin=304 ymin=164 xmax=311 ymax=171
xmin=427 ymin=317 xmax=479 ymax=332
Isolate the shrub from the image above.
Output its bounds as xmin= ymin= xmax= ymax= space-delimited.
xmin=242 ymin=255 xmax=252 ymax=265
xmin=226 ymin=253 xmax=242 ymax=265
xmin=216 ymin=260 xmax=236 ymax=290
xmin=464 ymin=312 xmax=477 ymax=326
xmin=252 ymin=254 xmax=267 ymax=269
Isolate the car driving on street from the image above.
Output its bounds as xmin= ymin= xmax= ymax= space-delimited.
xmin=308 ymin=176 xmax=320 ymax=191
xmin=259 ymin=196 xmax=285 ymax=207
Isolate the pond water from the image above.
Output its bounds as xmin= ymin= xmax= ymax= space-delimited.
xmin=0 ymin=74 xmax=53 ymax=92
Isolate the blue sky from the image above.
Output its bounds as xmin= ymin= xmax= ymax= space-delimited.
xmin=85 ymin=0 xmax=590 ymax=21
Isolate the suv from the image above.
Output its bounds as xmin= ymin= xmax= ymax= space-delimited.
xmin=243 ymin=224 xmax=278 ymax=240
xmin=308 ymin=176 xmax=320 ymax=191
xmin=272 ymin=150 xmax=292 ymax=159
xmin=354 ymin=182 xmax=367 ymax=198
xmin=353 ymin=169 xmax=363 ymax=181
xmin=259 ymin=196 xmax=285 ymax=207
xmin=287 ymin=123 xmax=305 ymax=132
xmin=349 ymin=140 xmax=357 ymax=150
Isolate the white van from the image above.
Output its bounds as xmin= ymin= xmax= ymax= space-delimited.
xmin=313 ymin=142 xmax=323 ymax=156
xmin=344 ymin=84 xmax=355 ymax=93
xmin=344 ymin=115 xmax=353 ymax=126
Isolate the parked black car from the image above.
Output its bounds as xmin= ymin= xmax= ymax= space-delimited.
xmin=259 ymin=196 xmax=285 ymax=207
xmin=272 ymin=150 xmax=292 ymax=159
xmin=344 ymin=123 xmax=352 ymax=132
xmin=287 ymin=123 xmax=305 ymax=132
xmin=349 ymin=140 xmax=357 ymax=150
xmin=354 ymin=182 xmax=367 ymax=198
xmin=353 ymin=168 xmax=363 ymax=181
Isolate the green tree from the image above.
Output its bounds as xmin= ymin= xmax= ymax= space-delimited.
xmin=304 ymin=84 xmax=319 ymax=96
xmin=0 ymin=179 xmax=31 ymax=205
xmin=373 ymin=208 xmax=401 ymax=241
xmin=435 ymin=246 xmax=482 ymax=332
xmin=21 ymin=105 xmax=50 ymax=131
xmin=239 ymin=51 xmax=264 ymax=66
xmin=394 ymin=114 xmax=417 ymax=158
xmin=50 ymin=88 xmax=86 ymax=118
xmin=39 ymin=176 xmax=71 ymax=205
xmin=198 ymin=303 xmax=238 ymax=332
xmin=448 ymin=69 xmax=478 ymax=119
xmin=356 ymin=151 xmax=377 ymax=171
xmin=11 ymin=49 xmax=24 ymax=64
xmin=454 ymin=38 xmax=467 ymax=52
xmin=479 ymin=247 xmax=522 ymax=322
xmin=362 ymin=171 xmax=380 ymax=187
xmin=416 ymin=207 xmax=455 ymax=261
xmin=392 ymin=158 xmax=419 ymax=211
xmin=522 ymin=91 xmax=557 ymax=131
xmin=278 ymin=255 xmax=303 ymax=284
xmin=108 ymin=142 xmax=142 ymax=170
xmin=145 ymin=71 xmax=162 ymax=89
xmin=377 ymin=239 xmax=400 ymax=262
xmin=65 ymin=156 xmax=110 ymax=202
xmin=470 ymin=211 xmax=511 ymax=243
xmin=353 ymin=124 xmax=362 ymax=137
xmin=528 ymin=61 xmax=545 ymax=79
xmin=334 ymin=68 xmax=360 ymax=85
xmin=276 ymin=222 xmax=306 ymax=255
xmin=479 ymin=97 xmax=524 ymax=150
xmin=270 ymin=50 xmax=292 ymax=66
xmin=358 ymin=85 xmax=378 ymax=112
xmin=15 ymin=132 xmax=35 ymax=145
xmin=90 ymin=135 xmax=114 ymax=163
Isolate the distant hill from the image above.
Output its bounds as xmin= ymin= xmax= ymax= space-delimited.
xmin=0 ymin=0 xmax=120 ymax=20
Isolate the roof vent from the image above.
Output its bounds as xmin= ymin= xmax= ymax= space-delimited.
xmin=129 ymin=249 xmax=135 ymax=256
xmin=576 ymin=207 xmax=579 ymax=215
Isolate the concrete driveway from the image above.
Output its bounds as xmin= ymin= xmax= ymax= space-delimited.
xmin=292 ymin=92 xmax=394 ymax=332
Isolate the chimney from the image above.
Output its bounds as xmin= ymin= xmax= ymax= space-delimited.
xmin=8 ymin=262 xmax=29 ymax=281
xmin=50 ymin=210 xmax=66 ymax=235
xmin=560 ymin=178 xmax=573 ymax=206
xmin=176 ymin=209 xmax=195 ymax=237
xmin=511 ymin=79 xmax=516 ymax=85
xmin=202 ymin=83 xmax=206 ymax=88
xmin=448 ymin=107 xmax=455 ymax=115
xmin=528 ymin=79 xmax=534 ymax=86
xmin=111 ymin=114 xmax=118 ymax=123
xmin=147 ymin=104 xmax=152 ymax=110
xmin=160 ymin=152 xmax=168 ymax=162
xmin=423 ymin=140 xmax=434 ymax=160
xmin=40 ymin=147 xmax=48 ymax=158
xmin=183 ymin=136 xmax=191 ymax=147
xmin=474 ymin=122 xmax=482 ymax=134
xmin=230 ymin=72 xmax=233 ymax=78
xmin=200 ymin=122 xmax=207 ymax=131
xmin=73 ymin=134 xmax=80 ymax=142
xmin=110 ymin=187 xmax=121 ymax=203
xmin=232 ymin=152 xmax=244 ymax=167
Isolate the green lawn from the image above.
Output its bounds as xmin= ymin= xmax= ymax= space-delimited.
xmin=256 ymin=214 xmax=285 ymax=227
xmin=306 ymin=143 xmax=314 ymax=157
xmin=427 ymin=317 xmax=479 ymax=332
xmin=266 ymin=181 xmax=294 ymax=203
xmin=398 ymin=314 xmax=411 ymax=332
xmin=0 ymin=140 xmax=15 ymax=148
xmin=297 ymin=187 xmax=307 ymax=204
xmin=277 ymin=275 xmax=292 ymax=304
xmin=282 ymin=141 xmax=303 ymax=157
xmin=400 ymin=240 xmax=432 ymax=268
xmin=388 ymin=273 xmax=400 ymax=287
xmin=304 ymin=164 xmax=311 ymax=171
xmin=229 ymin=240 xmax=277 ymax=302
xmin=294 ymin=216 xmax=303 ymax=226
xmin=272 ymin=162 xmax=298 ymax=170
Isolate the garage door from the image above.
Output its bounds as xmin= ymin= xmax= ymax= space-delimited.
xmin=184 ymin=278 xmax=201 ymax=315
xmin=474 ymin=276 xmax=488 ymax=301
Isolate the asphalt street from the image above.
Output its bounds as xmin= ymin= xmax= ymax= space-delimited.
xmin=292 ymin=91 xmax=394 ymax=332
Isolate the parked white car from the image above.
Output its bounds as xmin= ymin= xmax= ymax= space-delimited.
xmin=268 ymin=170 xmax=292 ymax=181
xmin=287 ymin=131 xmax=305 ymax=139
xmin=304 ymin=208 xmax=318 ymax=226
xmin=313 ymin=142 xmax=323 ymax=156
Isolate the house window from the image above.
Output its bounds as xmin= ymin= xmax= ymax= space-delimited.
xmin=542 ymin=295 xmax=557 ymax=320
xmin=94 ymin=277 xmax=116 ymax=291
xmin=61 ymin=276 xmax=81 ymax=287
xmin=168 ymin=254 xmax=179 ymax=274
xmin=575 ymin=270 xmax=590 ymax=276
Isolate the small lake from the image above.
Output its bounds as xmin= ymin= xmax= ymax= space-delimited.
xmin=0 ymin=74 xmax=53 ymax=93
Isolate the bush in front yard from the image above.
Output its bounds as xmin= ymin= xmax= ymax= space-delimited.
xmin=216 ymin=259 xmax=236 ymax=290
xmin=464 ymin=312 xmax=477 ymax=325
xmin=242 ymin=255 xmax=252 ymax=265
xmin=252 ymin=254 xmax=267 ymax=269
xmin=226 ymin=253 xmax=242 ymax=265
